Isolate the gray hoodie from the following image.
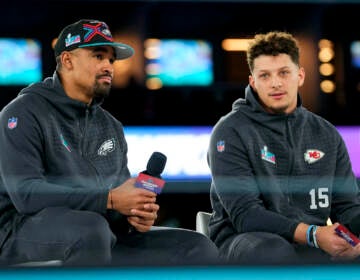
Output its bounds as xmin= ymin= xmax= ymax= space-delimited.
xmin=0 ymin=72 xmax=130 ymax=249
xmin=208 ymin=85 xmax=360 ymax=247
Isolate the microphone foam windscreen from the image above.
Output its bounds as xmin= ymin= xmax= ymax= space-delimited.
xmin=147 ymin=152 xmax=167 ymax=176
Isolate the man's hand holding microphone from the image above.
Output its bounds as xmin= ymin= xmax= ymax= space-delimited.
xmin=107 ymin=152 xmax=167 ymax=232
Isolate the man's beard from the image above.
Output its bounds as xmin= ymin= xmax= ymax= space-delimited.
xmin=270 ymin=105 xmax=288 ymax=114
xmin=93 ymin=81 xmax=111 ymax=99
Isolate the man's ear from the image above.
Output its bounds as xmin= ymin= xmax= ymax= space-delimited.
xmin=249 ymin=74 xmax=255 ymax=89
xmin=61 ymin=52 xmax=73 ymax=69
xmin=298 ymin=67 xmax=305 ymax=87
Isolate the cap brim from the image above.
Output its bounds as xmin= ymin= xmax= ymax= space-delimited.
xmin=79 ymin=42 xmax=134 ymax=60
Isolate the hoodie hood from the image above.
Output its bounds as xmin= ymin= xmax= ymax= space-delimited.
xmin=231 ymin=84 xmax=304 ymax=134
xmin=17 ymin=71 xmax=103 ymax=119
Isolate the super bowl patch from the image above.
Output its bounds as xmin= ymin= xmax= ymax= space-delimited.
xmin=261 ymin=145 xmax=276 ymax=164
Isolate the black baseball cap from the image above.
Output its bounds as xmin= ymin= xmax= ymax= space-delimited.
xmin=54 ymin=19 xmax=134 ymax=60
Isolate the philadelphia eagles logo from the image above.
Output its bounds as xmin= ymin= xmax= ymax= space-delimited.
xmin=98 ymin=138 xmax=115 ymax=156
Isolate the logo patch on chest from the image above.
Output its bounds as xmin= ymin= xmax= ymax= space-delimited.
xmin=304 ymin=149 xmax=324 ymax=164
xmin=60 ymin=134 xmax=71 ymax=152
xmin=98 ymin=138 xmax=115 ymax=156
xmin=261 ymin=146 xmax=276 ymax=164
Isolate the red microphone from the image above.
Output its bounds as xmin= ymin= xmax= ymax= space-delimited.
xmin=135 ymin=152 xmax=167 ymax=194
xmin=335 ymin=224 xmax=360 ymax=247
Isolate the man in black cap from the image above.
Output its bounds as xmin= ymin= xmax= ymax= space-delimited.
xmin=0 ymin=19 xmax=218 ymax=266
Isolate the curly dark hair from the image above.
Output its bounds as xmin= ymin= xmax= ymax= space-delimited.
xmin=246 ymin=31 xmax=300 ymax=73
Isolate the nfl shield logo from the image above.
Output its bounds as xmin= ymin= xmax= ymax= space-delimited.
xmin=7 ymin=117 xmax=18 ymax=129
xmin=217 ymin=140 xmax=225 ymax=152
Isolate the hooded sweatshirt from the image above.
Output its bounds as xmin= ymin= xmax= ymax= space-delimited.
xmin=208 ymin=85 xmax=360 ymax=247
xmin=0 ymin=72 xmax=131 ymax=248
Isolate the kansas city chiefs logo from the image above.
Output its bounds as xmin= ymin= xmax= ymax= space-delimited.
xmin=304 ymin=149 xmax=324 ymax=164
